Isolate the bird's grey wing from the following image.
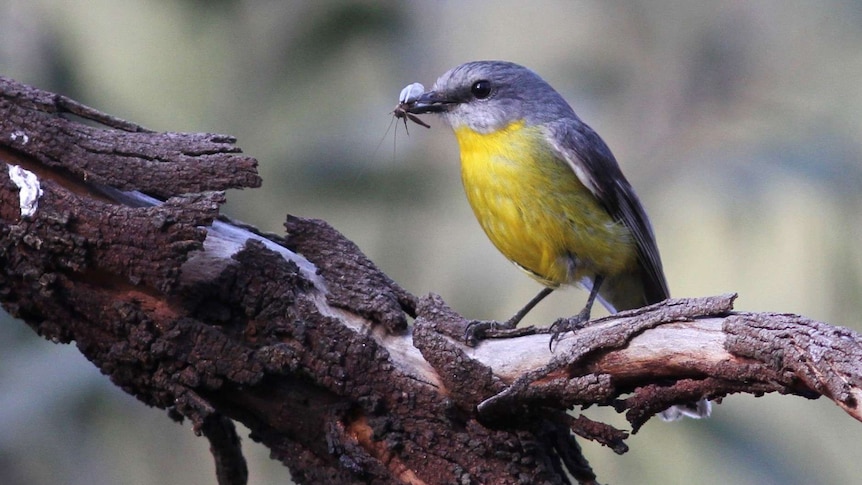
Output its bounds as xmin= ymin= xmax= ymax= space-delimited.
xmin=544 ymin=120 xmax=670 ymax=306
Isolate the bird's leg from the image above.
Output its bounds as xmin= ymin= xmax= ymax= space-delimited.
xmin=504 ymin=286 xmax=555 ymax=328
xmin=548 ymin=274 xmax=605 ymax=350
xmin=464 ymin=287 xmax=554 ymax=346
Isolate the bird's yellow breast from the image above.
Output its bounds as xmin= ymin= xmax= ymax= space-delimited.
xmin=454 ymin=120 xmax=637 ymax=286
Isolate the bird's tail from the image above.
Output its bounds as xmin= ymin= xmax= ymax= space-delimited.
xmin=591 ymin=268 xmax=667 ymax=314
xmin=659 ymin=400 xmax=712 ymax=421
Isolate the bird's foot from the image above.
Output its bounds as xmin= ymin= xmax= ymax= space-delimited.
xmin=464 ymin=319 xmax=539 ymax=347
xmin=547 ymin=307 xmax=591 ymax=351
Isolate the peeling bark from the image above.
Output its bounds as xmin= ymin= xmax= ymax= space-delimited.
xmin=2 ymin=76 xmax=862 ymax=485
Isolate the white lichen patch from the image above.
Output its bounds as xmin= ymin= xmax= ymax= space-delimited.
xmin=7 ymin=164 xmax=43 ymax=219
xmin=10 ymin=130 xmax=30 ymax=145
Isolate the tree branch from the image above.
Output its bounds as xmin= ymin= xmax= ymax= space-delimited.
xmin=2 ymin=75 xmax=861 ymax=484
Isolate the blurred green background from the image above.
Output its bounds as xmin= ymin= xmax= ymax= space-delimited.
xmin=2 ymin=1 xmax=862 ymax=484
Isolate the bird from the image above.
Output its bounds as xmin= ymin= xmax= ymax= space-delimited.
xmin=399 ymin=60 xmax=710 ymax=420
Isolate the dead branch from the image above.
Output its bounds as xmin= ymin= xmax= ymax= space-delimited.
xmin=2 ymin=75 xmax=861 ymax=485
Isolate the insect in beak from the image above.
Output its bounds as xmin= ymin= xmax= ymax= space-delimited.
xmin=393 ymin=82 xmax=431 ymax=133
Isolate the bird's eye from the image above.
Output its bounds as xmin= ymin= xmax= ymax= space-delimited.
xmin=470 ymin=80 xmax=492 ymax=99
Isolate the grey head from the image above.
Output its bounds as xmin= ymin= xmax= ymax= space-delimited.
xmin=405 ymin=60 xmax=579 ymax=133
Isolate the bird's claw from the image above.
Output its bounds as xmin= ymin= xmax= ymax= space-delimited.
xmin=464 ymin=320 xmax=538 ymax=347
xmin=548 ymin=308 xmax=591 ymax=351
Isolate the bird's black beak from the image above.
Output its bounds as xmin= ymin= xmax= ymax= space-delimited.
xmin=403 ymin=91 xmax=454 ymax=114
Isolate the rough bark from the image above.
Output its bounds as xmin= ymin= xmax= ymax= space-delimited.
xmin=2 ymin=75 xmax=861 ymax=485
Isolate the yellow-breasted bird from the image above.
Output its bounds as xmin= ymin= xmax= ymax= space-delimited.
xmin=401 ymin=60 xmax=709 ymax=420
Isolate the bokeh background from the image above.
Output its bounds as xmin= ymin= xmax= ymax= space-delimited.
xmin=2 ymin=1 xmax=862 ymax=484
